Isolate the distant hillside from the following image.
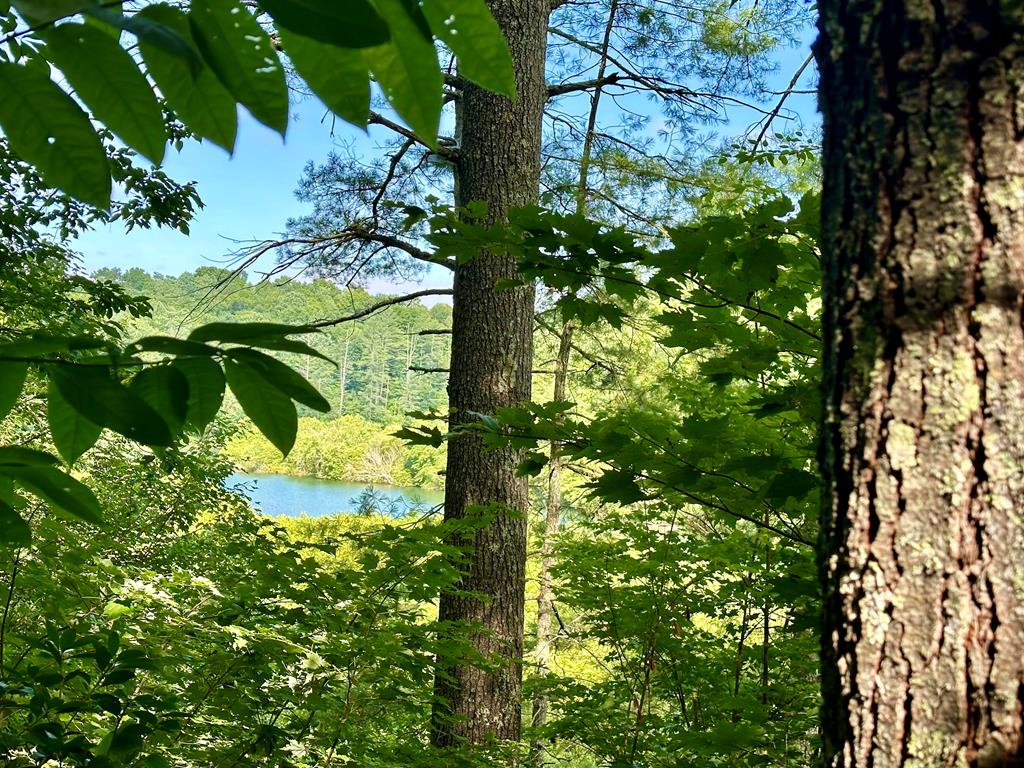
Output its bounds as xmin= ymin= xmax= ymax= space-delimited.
xmin=97 ymin=267 xmax=452 ymax=425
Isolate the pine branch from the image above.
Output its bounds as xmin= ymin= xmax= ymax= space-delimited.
xmin=368 ymin=111 xmax=458 ymax=163
xmin=309 ymin=289 xmax=454 ymax=329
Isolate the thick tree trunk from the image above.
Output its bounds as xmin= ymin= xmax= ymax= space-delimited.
xmin=817 ymin=3 xmax=1024 ymax=766
xmin=431 ymin=0 xmax=548 ymax=748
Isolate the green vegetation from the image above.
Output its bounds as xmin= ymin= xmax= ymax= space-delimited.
xmin=229 ymin=415 xmax=445 ymax=488
xmin=4 ymin=0 xmax=1010 ymax=764
xmin=99 ymin=268 xmax=453 ymax=426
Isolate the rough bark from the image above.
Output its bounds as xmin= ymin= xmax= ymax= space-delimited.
xmin=430 ymin=0 xmax=548 ymax=748
xmin=817 ymin=3 xmax=1024 ymax=766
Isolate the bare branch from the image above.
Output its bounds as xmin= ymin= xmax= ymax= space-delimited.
xmin=368 ymin=111 xmax=458 ymax=163
xmin=547 ymin=72 xmax=623 ymax=98
xmin=309 ymin=289 xmax=454 ymax=329
xmin=749 ymin=52 xmax=815 ymax=153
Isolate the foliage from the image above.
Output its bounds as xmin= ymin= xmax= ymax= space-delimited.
xmin=0 ymin=0 xmax=515 ymax=205
xmin=98 ymin=268 xmax=454 ymax=425
xmin=0 ymin=427 xmax=479 ymax=766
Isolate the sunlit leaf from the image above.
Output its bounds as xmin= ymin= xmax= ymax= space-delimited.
xmin=44 ymin=22 xmax=168 ymax=163
xmin=129 ymin=365 xmax=190 ymax=433
xmin=223 ymin=358 xmax=297 ymax=455
xmin=189 ymin=0 xmax=288 ymax=135
xmin=226 ymin=348 xmax=330 ymax=413
xmin=277 ymin=27 xmax=370 ymax=127
xmin=48 ymin=364 xmax=173 ymax=446
xmin=422 ymin=0 xmax=515 ymax=97
xmin=136 ymin=3 xmax=237 ymax=151
xmin=0 ymin=63 xmax=109 ymax=206
xmin=363 ymin=0 xmax=442 ymax=147
xmin=172 ymin=357 xmax=225 ymax=432
xmin=258 ymin=0 xmax=388 ymax=48
xmin=0 ymin=361 xmax=27 ymax=421
xmin=7 ymin=465 xmax=103 ymax=524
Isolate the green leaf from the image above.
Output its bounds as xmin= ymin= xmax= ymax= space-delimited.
xmin=43 ymin=23 xmax=167 ymax=164
xmin=223 ymin=358 xmax=297 ymax=455
xmin=421 ymin=0 xmax=515 ymax=97
xmin=10 ymin=0 xmax=89 ymax=25
xmin=87 ymin=4 xmax=203 ymax=72
xmin=135 ymin=4 xmax=237 ymax=151
xmin=171 ymin=357 xmax=225 ymax=431
xmin=588 ymin=470 xmax=647 ymax=504
xmin=0 ymin=499 xmax=31 ymax=546
xmin=109 ymin=722 xmax=147 ymax=757
xmin=0 ymin=361 xmax=27 ymax=421
xmin=234 ymin=334 xmax=334 ymax=363
xmin=0 ymin=62 xmax=110 ymax=207
xmin=48 ymin=364 xmax=173 ymax=446
xmin=516 ymin=451 xmax=548 ymax=477
xmin=364 ymin=0 xmax=442 ymax=147
xmin=0 ymin=334 xmax=105 ymax=359
xmin=277 ymin=27 xmax=370 ymax=127
xmin=47 ymin=379 xmax=102 ymax=464
xmin=226 ymin=348 xmax=330 ymax=412
xmin=129 ymin=366 xmax=189 ymax=433
xmin=7 ymin=465 xmax=103 ymax=524
xmin=258 ymin=0 xmax=388 ymax=48
xmin=0 ymin=447 xmax=59 ymax=466
xmin=188 ymin=321 xmax=315 ymax=342
xmin=128 ymin=335 xmax=219 ymax=357
xmin=189 ymin=0 xmax=288 ymax=135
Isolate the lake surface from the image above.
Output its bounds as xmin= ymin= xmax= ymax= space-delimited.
xmin=227 ymin=473 xmax=443 ymax=518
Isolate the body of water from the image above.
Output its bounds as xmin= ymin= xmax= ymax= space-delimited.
xmin=227 ymin=473 xmax=443 ymax=518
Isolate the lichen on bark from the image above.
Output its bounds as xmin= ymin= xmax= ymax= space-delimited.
xmin=817 ymin=2 xmax=1024 ymax=766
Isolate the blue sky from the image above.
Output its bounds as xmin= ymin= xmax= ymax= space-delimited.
xmin=77 ymin=27 xmax=819 ymax=295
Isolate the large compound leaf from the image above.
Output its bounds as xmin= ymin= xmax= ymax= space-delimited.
xmin=136 ymin=4 xmax=237 ymax=151
xmin=172 ymin=357 xmax=225 ymax=432
xmin=225 ymin=348 xmax=330 ymax=412
xmin=6 ymin=465 xmax=103 ymax=524
xmin=47 ymin=379 xmax=102 ymax=465
xmin=44 ymin=23 xmax=167 ymax=163
xmin=0 ymin=361 xmax=27 ymax=421
xmin=422 ymin=0 xmax=515 ymax=97
xmin=0 ymin=499 xmax=31 ymax=546
xmin=10 ymin=0 xmax=89 ymax=24
xmin=188 ymin=321 xmax=316 ymax=342
xmin=223 ymin=358 xmax=297 ymax=455
xmin=0 ymin=62 xmax=109 ymax=207
xmin=364 ymin=0 xmax=442 ymax=146
xmin=189 ymin=0 xmax=288 ymax=135
xmin=48 ymin=364 xmax=173 ymax=446
xmin=129 ymin=366 xmax=189 ymax=433
xmin=258 ymin=0 xmax=388 ymax=48
xmin=278 ymin=27 xmax=370 ymax=126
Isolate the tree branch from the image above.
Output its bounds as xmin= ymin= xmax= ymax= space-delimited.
xmin=308 ymin=289 xmax=454 ymax=329
xmin=749 ymin=52 xmax=814 ymax=153
xmin=368 ymin=111 xmax=458 ymax=163
xmin=547 ymin=72 xmax=623 ymax=98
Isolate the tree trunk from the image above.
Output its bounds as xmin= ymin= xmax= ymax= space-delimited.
xmin=530 ymin=321 xmax=573 ymax=766
xmin=431 ymin=0 xmax=548 ymax=748
xmin=817 ymin=3 xmax=1024 ymax=766
xmin=338 ymin=335 xmax=350 ymax=411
